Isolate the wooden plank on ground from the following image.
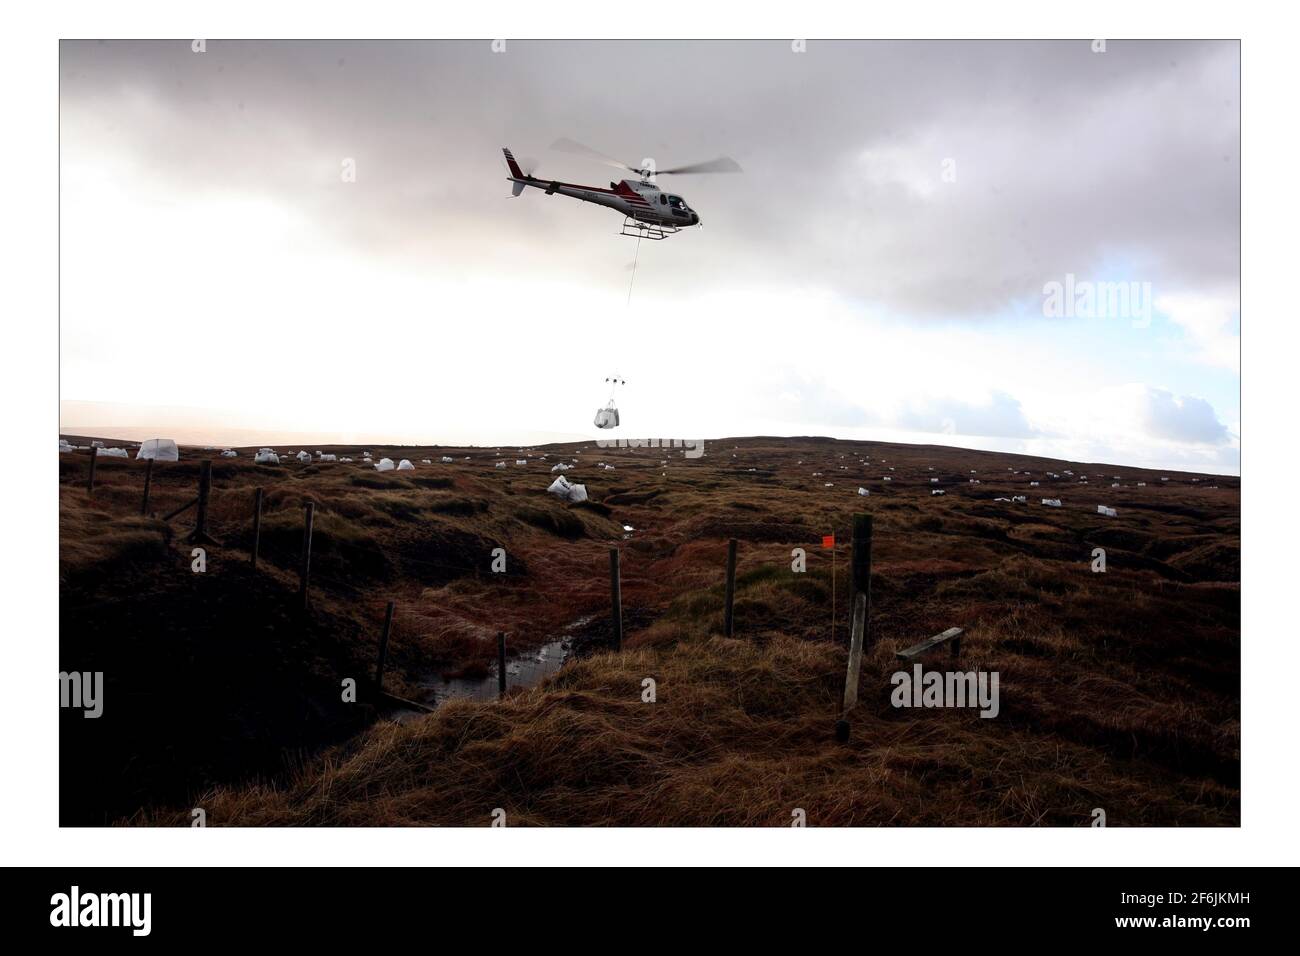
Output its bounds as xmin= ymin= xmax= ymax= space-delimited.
xmin=379 ymin=691 xmax=434 ymax=714
xmin=896 ymin=627 xmax=964 ymax=661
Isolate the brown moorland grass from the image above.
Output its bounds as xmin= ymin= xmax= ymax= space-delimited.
xmin=59 ymin=436 xmax=1239 ymax=826
xmin=146 ymin=628 xmax=1235 ymax=827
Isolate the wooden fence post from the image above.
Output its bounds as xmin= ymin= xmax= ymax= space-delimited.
xmin=841 ymin=593 xmax=868 ymax=709
xmin=86 ymin=446 xmax=97 ymax=495
xmin=497 ymin=631 xmax=507 ymax=699
xmin=851 ymin=513 xmax=873 ymax=647
xmin=140 ymin=458 xmax=154 ymax=515
xmin=250 ymin=488 xmax=264 ymax=568
xmin=836 ymin=513 xmax=873 ymax=743
xmin=723 ymin=538 xmax=738 ymax=637
xmin=374 ymin=601 xmax=395 ymax=693
xmin=298 ymin=500 xmax=315 ymax=610
xmin=609 ymin=548 xmax=623 ymax=650
xmin=188 ymin=459 xmax=214 ymax=544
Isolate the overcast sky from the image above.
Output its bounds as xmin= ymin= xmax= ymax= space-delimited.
xmin=59 ymin=39 xmax=1239 ymax=472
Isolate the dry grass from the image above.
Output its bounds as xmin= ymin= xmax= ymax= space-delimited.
xmin=60 ymin=437 xmax=1239 ymax=826
xmin=150 ymin=627 xmax=1234 ymax=826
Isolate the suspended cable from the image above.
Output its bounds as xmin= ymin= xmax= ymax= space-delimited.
xmin=626 ymin=232 xmax=642 ymax=309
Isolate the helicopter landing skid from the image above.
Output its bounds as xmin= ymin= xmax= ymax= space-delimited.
xmin=619 ymin=217 xmax=679 ymax=240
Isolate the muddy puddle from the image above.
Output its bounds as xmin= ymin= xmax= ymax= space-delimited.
xmin=420 ymin=636 xmax=572 ymax=704
xmin=387 ymin=616 xmax=602 ymax=721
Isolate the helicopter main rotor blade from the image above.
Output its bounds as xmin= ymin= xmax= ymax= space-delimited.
xmin=657 ymin=156 xmax=743 ymax=176
xmin=550 ymin=137 xmax=638 ymax=173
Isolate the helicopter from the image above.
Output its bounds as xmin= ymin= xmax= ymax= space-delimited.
xmin=503 ymin=138 xmax=741 ymax=240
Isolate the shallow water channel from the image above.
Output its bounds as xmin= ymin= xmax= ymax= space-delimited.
xmin=385 ymin=615 xmax=600 ymax=721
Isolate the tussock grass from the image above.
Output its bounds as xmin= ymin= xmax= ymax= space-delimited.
xmin=60 ymin=492 xmax=173 ymax=588
xmin=160 ymin=628 xmax=1234 ymax=827
xmin=60 ymin=438 xmax=1239 ymax=826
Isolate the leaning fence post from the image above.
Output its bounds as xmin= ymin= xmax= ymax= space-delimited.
xmin=723 ymin=538 xmax=738 ymax=637
xmin=609 ymin=548 xmax=623 ymax=650
xmin=851 ymin=513 xmax=873 ymax=646
xmin=374 ymin=601 xmax=395 ymax=694
xmin=836 ymin=513 xmax=873 ymax=743
xmin=140 ymin=457 xmax=154 ymax=515
xmin=188 ymin=459 xmax=214 ymax=544
xmin=250 ymin=488 xmax=264 ymax=568
xmin=497 ymin=631 xmax=507 ymax=700
xmin=86 ymin=446 xmax=97 ymax=495
xmin=298 ymin=500 xmax=315 ymax=610
xmin=841 ymin=593 xmax=867 ymax=709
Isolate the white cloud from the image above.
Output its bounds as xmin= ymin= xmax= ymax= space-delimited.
xmin=1015 ymin=383 xmax=1237 ymax=471
xmin=1133 ymin=385 xmax=1231 ymax=444
xmin=56 ymin=41 xmax=1240 ymax=476
xmin=893 ymin=391 xmax=1037 ymax=439
xmin=1156 ymin=292 xmax=1240 ymax=371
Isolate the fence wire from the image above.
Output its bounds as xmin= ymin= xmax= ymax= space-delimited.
xmin=61 ymin=454 xmax=867 ymax=713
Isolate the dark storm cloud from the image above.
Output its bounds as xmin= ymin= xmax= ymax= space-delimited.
xmin=60 ymin=39 xmax=1238 ymax=318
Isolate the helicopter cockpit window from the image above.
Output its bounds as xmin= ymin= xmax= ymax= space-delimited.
xmin=668 ymin=195 xmax=684 ymax=208
xmin=660 ymin=194 xmax=667 ymax=205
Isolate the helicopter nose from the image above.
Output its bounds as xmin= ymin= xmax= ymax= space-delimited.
xmin=691 ymin=212 xmax=700 ymax=225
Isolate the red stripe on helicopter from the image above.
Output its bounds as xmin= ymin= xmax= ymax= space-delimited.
xmin=531 ymin=178 xmax=654 ymax=205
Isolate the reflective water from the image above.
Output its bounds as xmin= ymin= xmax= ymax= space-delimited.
xmin=421 ymin=637 xmax=571 ymax=704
